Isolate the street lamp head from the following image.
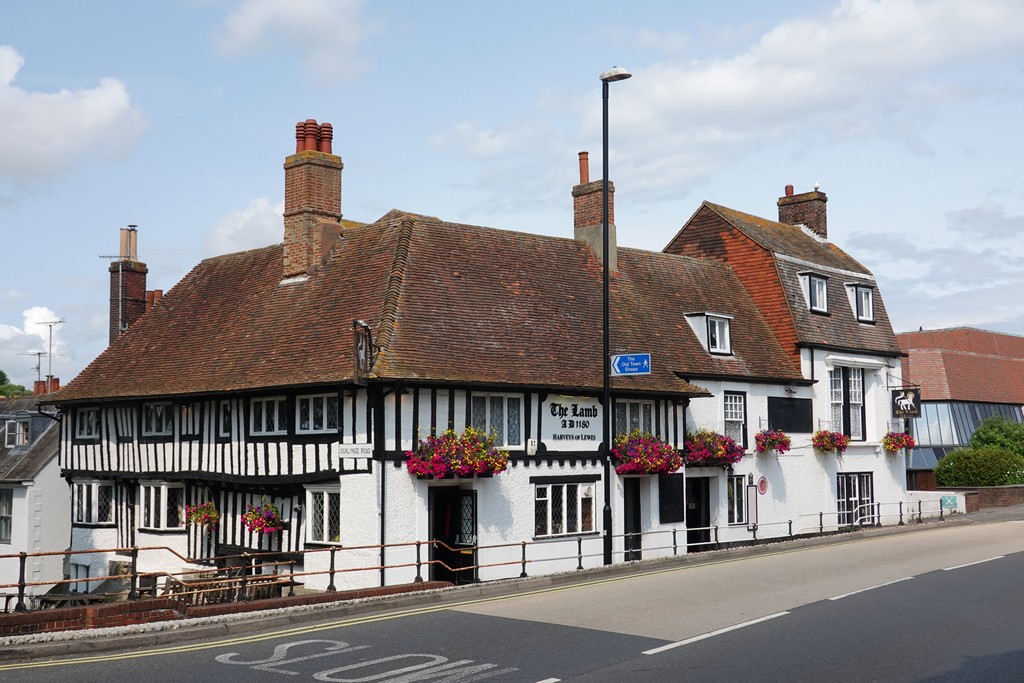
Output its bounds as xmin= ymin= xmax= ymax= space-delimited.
xmin=600 ymin=66 xmax=632 ymax=83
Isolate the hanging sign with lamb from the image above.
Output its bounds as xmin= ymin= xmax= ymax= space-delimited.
xmin=891 ymin=389 xmax=921 ymax=418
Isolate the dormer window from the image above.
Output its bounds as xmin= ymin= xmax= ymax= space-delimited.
xmin=708 ymin=316 xmax=732 ymax=354
xmin=4 ymin=420 xmax=29 ymax=447
xmin=853 ymin=285 xmax=874 ymax=322
xmin=808 ymin=275 xmax=828 ymax=312
xmin=685 ymin=312 xmax=734 ymax=355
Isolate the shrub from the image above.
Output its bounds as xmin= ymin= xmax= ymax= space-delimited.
xmin=969 ymin=416 xmax=1024 ymax=458
xmin=933 ymin=446 xmax=1024 ymax=487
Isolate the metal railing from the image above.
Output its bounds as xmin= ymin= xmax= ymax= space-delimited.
xmin=1 ymin=497 xmax=949 ymax=613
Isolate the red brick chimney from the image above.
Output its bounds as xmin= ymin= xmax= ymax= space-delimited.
xmin=778 ymin=184 xmax=828 ymax=239
xmin=572 ymin=151 xmax=617 ymax=271
xmin=34 ymin=377 xmax=59 ymax=395
xmin=109 ymin=226 xmax=148 ymax=344
xmin=283 ymin=119 xmax=344 ymax=278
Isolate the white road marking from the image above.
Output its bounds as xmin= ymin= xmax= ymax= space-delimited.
xmin=641 ymin=612 xmax=790 ymax=655
xmin=535 ymin=679 xmax=561 ymax=683
xmin=943 ymin=556 xmax=1004 ymax=571
xmin=828 ymin=576 xmax=913 ymax=601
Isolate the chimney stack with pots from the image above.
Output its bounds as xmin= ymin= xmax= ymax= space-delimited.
xmin=777 ymin=184 xmax=828 ymax=239
xmin=109 ymin=226 xmax=148 ymax=344
xmin=572 ymin=151 xmax=617 ymax=272
xmin=283 ymin=119 xmax=344 ymax=278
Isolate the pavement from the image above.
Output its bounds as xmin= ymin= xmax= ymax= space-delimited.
xmin=3 ymin=503 xmax=1023 ymax=662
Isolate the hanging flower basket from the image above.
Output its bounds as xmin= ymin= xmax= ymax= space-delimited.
xmin=612 ymin=431 xmax=683 ymax=475
xmin=882 ymin=431 xmax=915 ymax=454
xmin=242 ymin=498 xmax=286 ymax=534
xmin=754 ymin=429 xmax=792 ymax=456
xmin=812 ymin=430 xmax=850 ymax=456
xmin=405 ymin=427 xmax=510 ymax=478
xmin=684 ymin=429 xmax=745 ymax=467
xmin=185 ymin=501 xmax=220 ymax=528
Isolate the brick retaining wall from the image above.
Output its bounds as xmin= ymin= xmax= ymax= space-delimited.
xmin=0 ymin=581 xmax=451 ymax=637
xmin=937 ymin=485 xmax=1024 ymax=513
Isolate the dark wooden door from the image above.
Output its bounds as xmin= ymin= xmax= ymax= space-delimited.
xmin=686 ymin=477 xmax=711 ymax=549
xmin=429 ymin=487 xmax=477 ymax=584
xmin=623 ymin=478 xmax=642 ymax=561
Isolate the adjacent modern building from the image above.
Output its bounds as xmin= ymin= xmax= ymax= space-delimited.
xmin=48 ymin=120 xmax=914 ymax=593
xmin=899 ymin=327 xmax=1024 ymax=489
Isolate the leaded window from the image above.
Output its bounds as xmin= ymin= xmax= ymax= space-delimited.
xmin=535 ymin=482 xmax=594 ymax=537
xmin=297 ymin=394 xmax=340 ymax=434
xmin=470 ymin=394 xmax=522 ymax=447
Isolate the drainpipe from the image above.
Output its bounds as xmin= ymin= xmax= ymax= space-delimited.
xmin=372 ymin=384 xmax=387 ymax=587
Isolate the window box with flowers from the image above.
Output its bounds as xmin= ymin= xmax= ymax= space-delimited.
xmin=405 ymin=427 xmax=510 ymax=478
xmin=882 ymin=431 xmax=915 ymax=454
xmin=812 ymin=430 xmax=849 ymax=456
xmin=242 ymin=499 xmax=287 ymax=534
xmin=684 ymin=429 xmax=745 ymax=468
xmin=612 ymin=431 xmax=683 ymax=475
xmin=754 ymin=429 xmax=792 ymax=456
xmin=185 ymin=501 xmax=220 ymax=528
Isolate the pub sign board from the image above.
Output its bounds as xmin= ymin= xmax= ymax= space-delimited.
xmin=891 ymin=389 xmax=921 ymax=418
xmin=541 ymin=395 xmax=602 ymax=452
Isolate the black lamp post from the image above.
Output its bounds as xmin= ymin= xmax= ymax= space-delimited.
xmin=600 ymin=66 xmax=631 ymax=565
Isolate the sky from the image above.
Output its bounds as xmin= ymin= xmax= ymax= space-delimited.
xmin=2 ymin=0 xmax=1023 ymax=389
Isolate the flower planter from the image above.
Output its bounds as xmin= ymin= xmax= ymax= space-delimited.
xmin=754 ymin=429 xmax=792 ymax=456
xmin=612 ymin=431 xmax=683 ymax=475
xmin=684 ymin=429 xmax=744 ymax=467
xmin=406 ymin=427 xmax=510 ymax=478
xmin=882 ymin=431 xmax=915 ymax=454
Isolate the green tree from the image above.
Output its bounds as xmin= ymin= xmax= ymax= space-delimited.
xmin=969 ymin=415 xmax=1024 ymax=458
xmin=0 ymin=369 xmax=29 ymax=397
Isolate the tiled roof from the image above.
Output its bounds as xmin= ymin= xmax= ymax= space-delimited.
xmin=775 ymin=258 xmax=903 ymax=356
xmin=702 ymin=202 xmax=871 ymax=274
xmin=56 ymin=210 xmax=804 ymax=402
xmin=666 ymin=201 xmax=901 ymax=358
xmin=899 ymin=328 xmax=1024 ymax=403
xmin=0 ymin=397 xmax=59 ymax=481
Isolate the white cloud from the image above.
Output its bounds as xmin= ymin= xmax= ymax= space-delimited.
xmin=204 ymin=197 xmax=284 ymax=256
xmin=214 ymin=0 xmax=377 ymax=81
xmin=850 ymin=200 xmax=1024 ymax=331
xmin=0 ymin=306 xmax=64 ymax=389
xmin=0 ymin=45 xmax=146 ymax=186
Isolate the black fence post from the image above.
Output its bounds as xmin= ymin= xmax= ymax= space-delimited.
xmin=819 ymin=511 xmax=824 ymax=534
xmin=788 ymin=520 xmax=793 ymax=538
xmin=239 ymin=553 xmax=250 ymax=602
xmin=15 ymin=552 xmax=27 ymax=612
xmin=520 ymin=541 xmax=528 ymax=578
xmin=875 ymin=502 xmax=882 ymax=527
xmin=938 ymin=500 xmax=944 ymax=522
xmin=327 ymin=547 xmax=337 ymax=592
xmin=414 ymin=541 xmax=423 ymax=583
xmin=576 ymin=537 xmax=584 ymax=571
xmin=128 ymin=546 xmax=140 ymax=600
xmin=714 ymin=526 xmax=720 ymax=551
xmin=672 ymin=528 xmax=678 ymax=556
xmin=898 ymin=501 xmax=904 ymax=526
xmin=288 ymin=559 xmax=296 ymax=597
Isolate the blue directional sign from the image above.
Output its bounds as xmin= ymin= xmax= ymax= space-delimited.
xmin=611 ymin=353 xmax=652 ymax=376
